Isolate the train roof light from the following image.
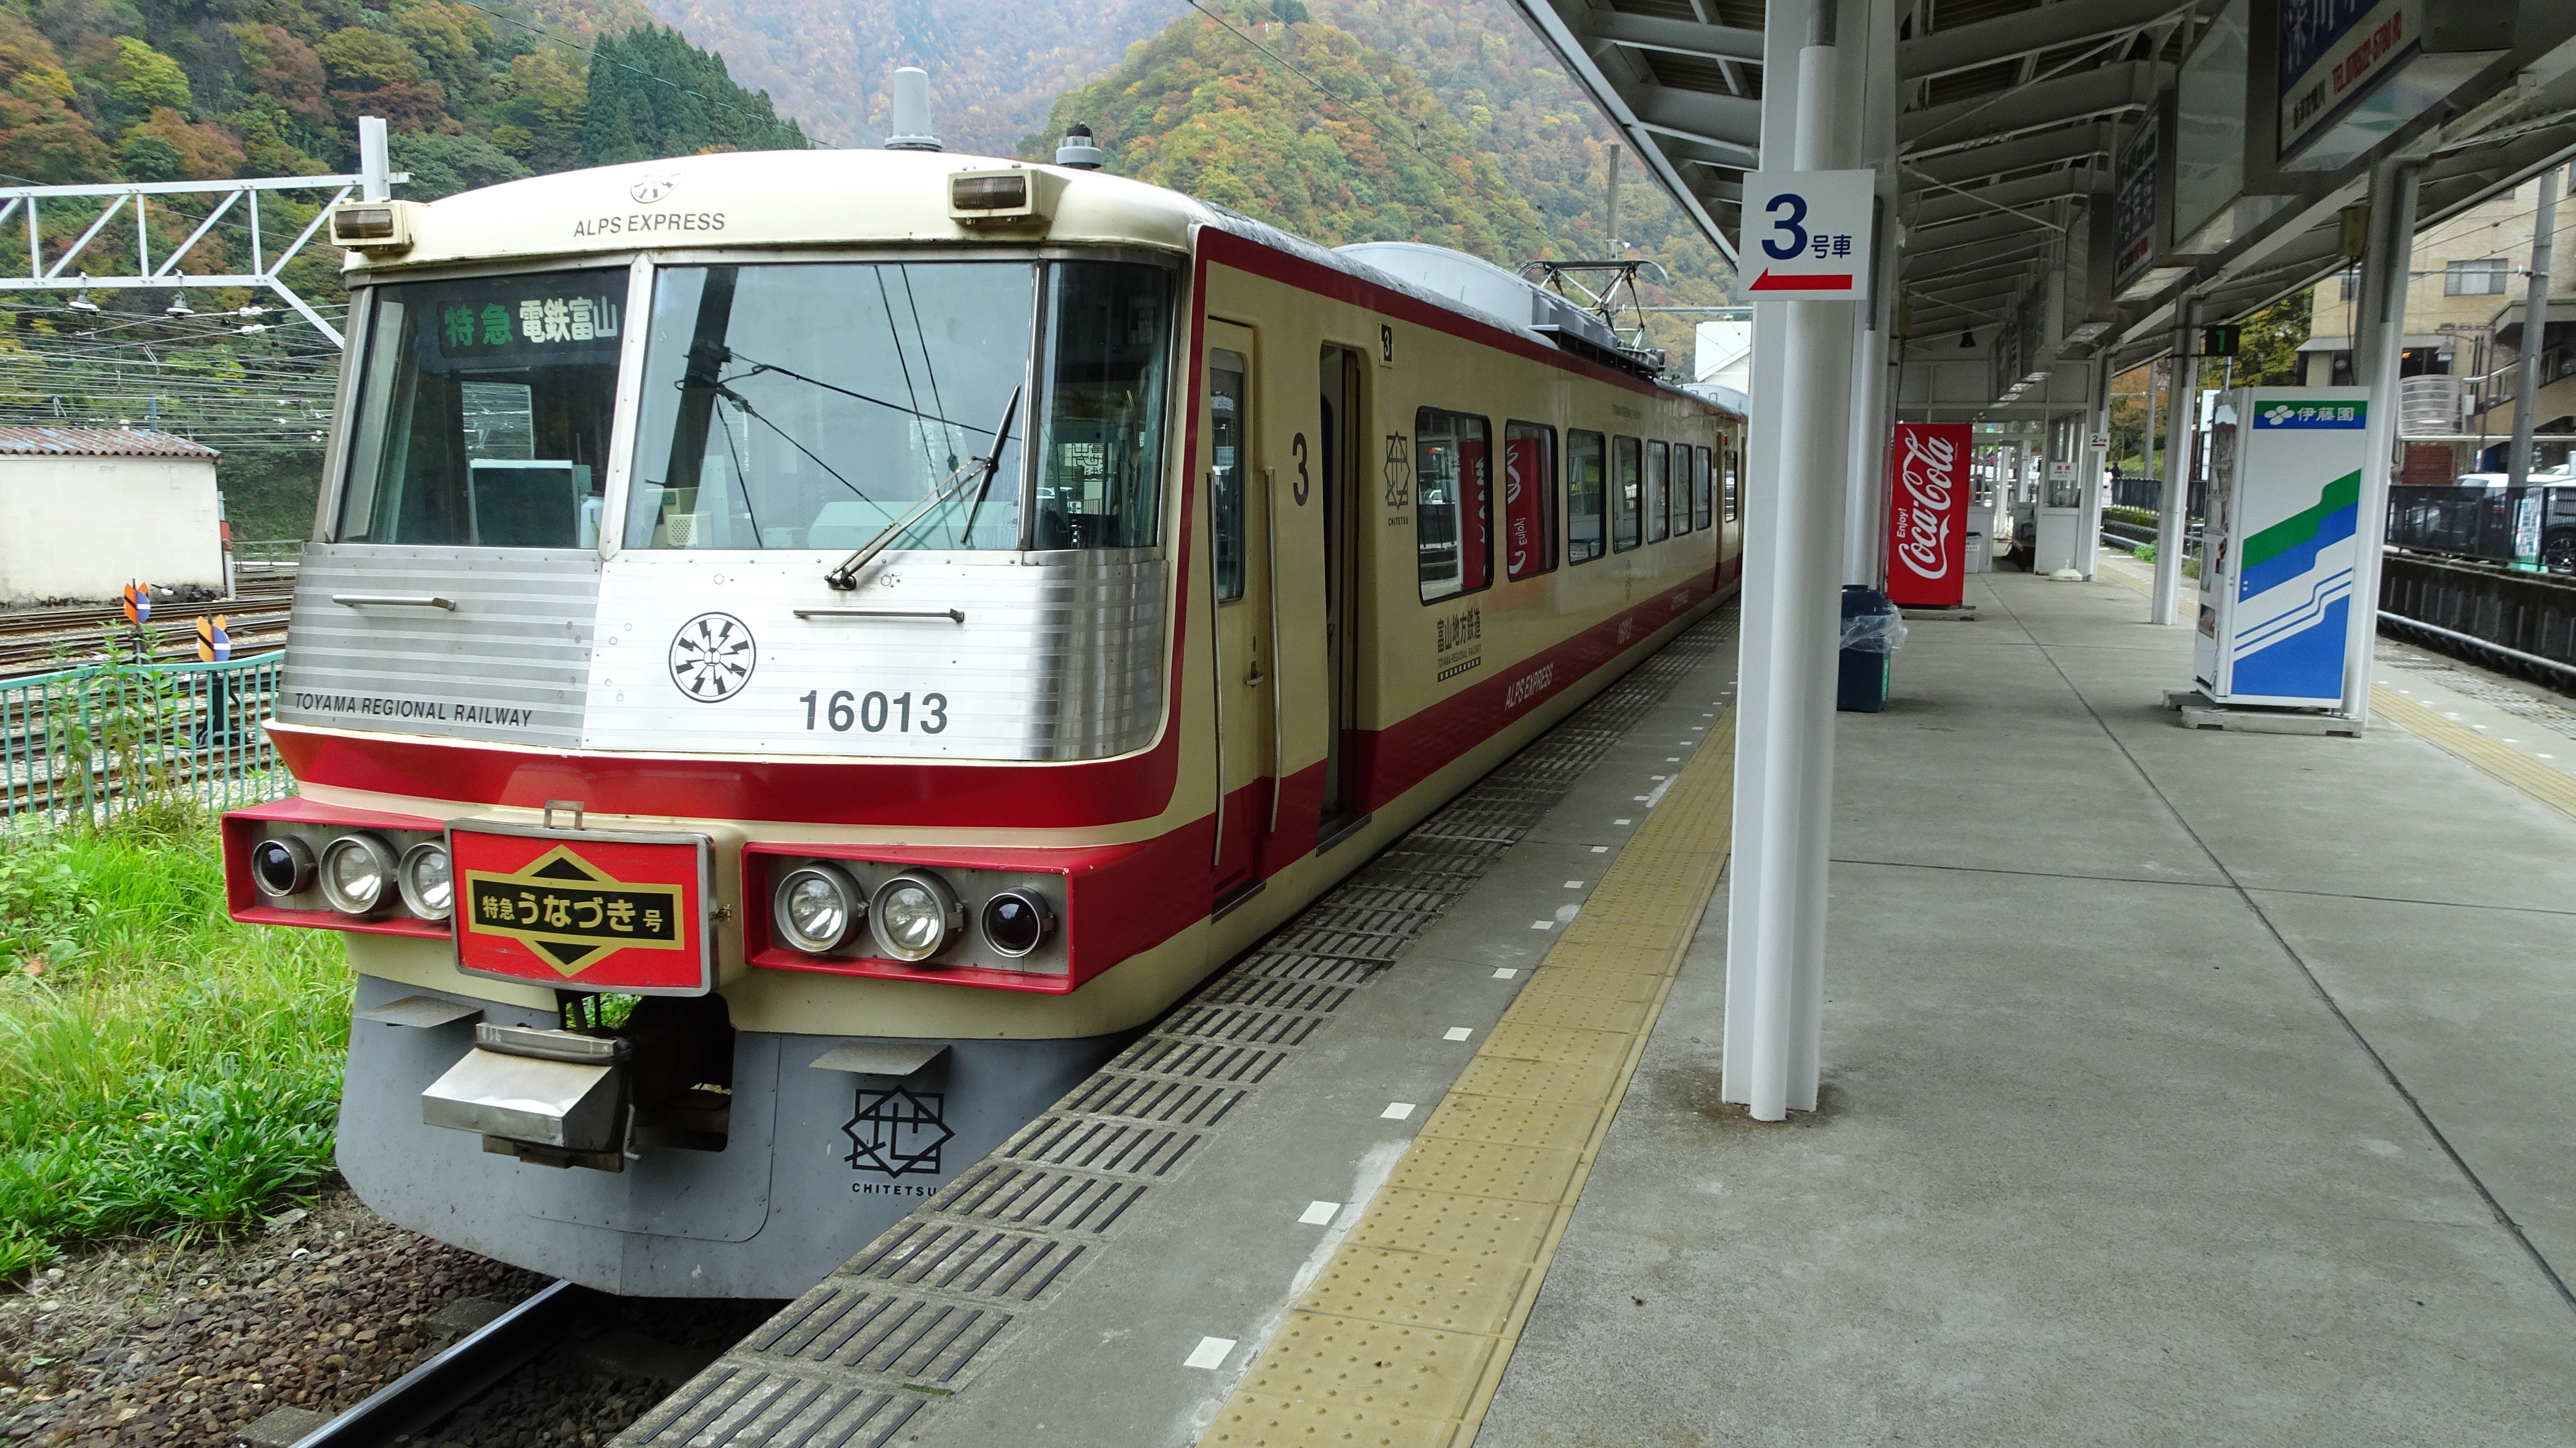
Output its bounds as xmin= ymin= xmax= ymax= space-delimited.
xmin=950 ymin=167 xmax=1063 ymax=228
xmin=329 ymin=201 xmax=422 ymax=255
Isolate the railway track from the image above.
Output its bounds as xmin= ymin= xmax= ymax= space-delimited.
xmin=0 ymin=574 xmax=294 ymax=677
xmin=278 ymin=1282 xmax=783 ymax=1448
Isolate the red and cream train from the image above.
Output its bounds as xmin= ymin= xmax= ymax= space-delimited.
xmin=224 ymin=147 xmax=1745 ymax=1296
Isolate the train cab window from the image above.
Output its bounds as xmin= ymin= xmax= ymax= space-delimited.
xmin=628 ymin=261 xmax=1035 ymax=552
xmin=1034 ymin=262 xmax=1175 ymax=550
xmin=1566 ymin=430 xmax=1606 ymax=564
xmin=1673 ymin=445 xmax=1694 ymax=538
xmin=1209 ymin=350 xmax=1247 ymax=601
xmin=1646 ymin=441 xmax=1671 ymax=542
xmin=1611 ymin=436 xmax=1642 ymax=552
xmin=1693 ymin=445 xmax=1714 ymax=532
xmin=1416 ymin=407 xmax=1492 ymax=602
xmin=1502 ymin=421 xmax=1556 ymax=580
xmin=338 ymin=267 xmax=627 ymax=547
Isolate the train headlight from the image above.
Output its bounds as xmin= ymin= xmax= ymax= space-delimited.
xmin=317 ymin=833 xmax=399 ymax=915
xmin=250 ymin=836 xmax=315 ymax=898
xmin=397 ymin=840 xmax=455 ymax=920
xmin=979 ymin=890 xmax=1054 ymax=958
xmin=871 ymin=871 xmax=962 ymax=962
xmin=774 ymin=864 xmax=864 ymax=954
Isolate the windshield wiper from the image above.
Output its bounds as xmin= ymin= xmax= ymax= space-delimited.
xmin=824 ymin=385 xmax=1021 ymax=591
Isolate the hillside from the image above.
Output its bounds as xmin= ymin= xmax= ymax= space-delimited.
xmin=636 ymin=0 xmax=1191 ymax=154
xmin=1027 ymin=0 xmax=1736 ymax=358
xmin=633 ymin=0 xmax=1737 ymax=350
xmin=0 ymin=0 xmax=811 ymax=537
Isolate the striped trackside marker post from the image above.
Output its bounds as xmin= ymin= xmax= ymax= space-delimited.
xmin=1199 ymin=709 xmax=1739 ymax=1448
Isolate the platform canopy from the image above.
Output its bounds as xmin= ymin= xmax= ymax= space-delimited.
xmin=1505 ymin=0 xmax=2576 ymax=417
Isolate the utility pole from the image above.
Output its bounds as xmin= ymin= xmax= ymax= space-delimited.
xmin=2508 ymin=163 xmax=2562 ymax=486
xmin=1605 ymin=147 xmax=1621 ymax=256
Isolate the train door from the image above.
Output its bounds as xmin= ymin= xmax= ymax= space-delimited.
xmin=1317 ymin=346 xmax=1364 ymax=833
xmin=1204 ymin=321 xmax=1275 ymax=899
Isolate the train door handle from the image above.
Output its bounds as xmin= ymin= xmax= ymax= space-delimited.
xmin=1245 ymin=661 xmax=1266 ymax=685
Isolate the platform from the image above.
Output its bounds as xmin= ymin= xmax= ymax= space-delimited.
xmin=620 ymin=567 xmax=2576 ymax=1447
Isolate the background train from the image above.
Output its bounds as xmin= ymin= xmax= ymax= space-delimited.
xmin=222 ymin=145 xmax=1747 ymax=1297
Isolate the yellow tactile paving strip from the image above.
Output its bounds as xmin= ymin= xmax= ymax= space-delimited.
xmin=1201 ymin=710 xmax=1738 ymax=1448
xmin=2369 ymin=685 xmax=2576 ymax=822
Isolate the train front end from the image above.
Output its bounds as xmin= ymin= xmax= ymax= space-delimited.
xmin=221 ymin=151 xmax=1203 ymax=1296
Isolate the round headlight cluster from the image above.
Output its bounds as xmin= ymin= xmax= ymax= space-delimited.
xmin=398 ymin=840 xmax=455 ymax=920
xmin=871 ymin=871 xmax=963 ymax=962
xmin=774 ymin=863 xmax=864 ymax=954
xmin=250 ymin=836 xmax=315 ymax=898
xmin=980 ymin=890 xmax=1054 ymax=958
xmin=317 ymin=833 xmax=400 ymax=916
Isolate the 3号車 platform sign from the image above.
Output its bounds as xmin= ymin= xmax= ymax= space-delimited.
xmin=1742 ymin=170 xmax=1877 ymax=295
xmin=451 ymin=823 xmax=713 ymax=994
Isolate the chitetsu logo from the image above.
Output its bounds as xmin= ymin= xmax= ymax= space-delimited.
xmin=629 ymin=172 xmax=678 ymax=205
xmin=842 ymin=1088 xmax=955 ymax=1178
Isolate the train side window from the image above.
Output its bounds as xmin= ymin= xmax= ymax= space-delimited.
xmin=1673 ymin=445 xmax=1695 ymax=538
xmin=1566 ymin=430 xmax=1606 ymax=564
xmin=1646 ymin=441 xmax=1671 ymax=543
xmin=1693 ymin=445 xmax=1715 ymax=531
xmin=1416 ymin=407 xmax=1492 ymax=603
xmin=1502 ymin=421 xmax=1556 ymax=580
xmin=1612 ymin=436 xmax=1641 ymax=552
xmin=1210 ymin=349 xmax=1246 ymax=602
xmin=1724 ymin=438 xmax=1742 ymax=522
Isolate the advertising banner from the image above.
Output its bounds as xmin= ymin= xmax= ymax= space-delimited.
xmin=1885 ymin=423 xmax=1971 ymax=607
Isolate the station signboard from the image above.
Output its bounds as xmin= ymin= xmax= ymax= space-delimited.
xmin=2276 ymin=0 xmax=2510 ymax=173
xmin=1740 ymin=170 xmax=1876 ymax=296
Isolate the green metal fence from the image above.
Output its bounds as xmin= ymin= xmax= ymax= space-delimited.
xmin=0 ymin=651 xmax=291 ymax=827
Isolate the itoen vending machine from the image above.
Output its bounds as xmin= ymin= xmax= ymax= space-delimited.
xmin=2193 ymin=387 xmax=2370 ymax=707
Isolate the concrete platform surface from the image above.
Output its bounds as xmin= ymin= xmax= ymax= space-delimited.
xmin=1476 ymin=568 xmax=2576 ymax=1447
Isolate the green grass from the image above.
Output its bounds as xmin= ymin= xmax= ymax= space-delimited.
xmin=0 ymin=805 xmax=350 ymax=1278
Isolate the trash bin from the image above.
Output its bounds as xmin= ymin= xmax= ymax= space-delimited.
xmin=1838 ymin=585 xmax=1905 ymax=712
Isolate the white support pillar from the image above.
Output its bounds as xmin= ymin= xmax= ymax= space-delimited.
xmin=1724 ymin=0 xmax=1874 ymax=1122
xmin=1841 ymin=8 xmax=1899 ymax=587
xmin=2151 ymin=299 xmax=2200 ymax=625
xmin=2339 ymin=159 xmax=2419 ymax=725
xmin=2077 ymin=357 xmax=2109 ymax=580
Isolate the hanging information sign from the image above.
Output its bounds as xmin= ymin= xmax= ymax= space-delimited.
xmin=1741 ymin=170 xmax=1876 ymax=295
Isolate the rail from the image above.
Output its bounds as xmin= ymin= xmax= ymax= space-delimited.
xmin=0 ymin=650 xmax=290 ymax=826
xmin=287 ymin=1282 xmax=605 ymax=1448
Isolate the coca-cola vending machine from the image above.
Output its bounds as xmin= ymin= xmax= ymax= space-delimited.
xmin=1885 ymin=422 xmax=1970 ymax=607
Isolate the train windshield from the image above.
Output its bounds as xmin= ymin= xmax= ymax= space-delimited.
xmin=337 ymin=268 xmax=627 ymax=547
xmin=627 ymin=259 xmax=1172 ymax=552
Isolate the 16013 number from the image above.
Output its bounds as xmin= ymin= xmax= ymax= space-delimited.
xmin=798 ymin=690 xmax=950 ymax=733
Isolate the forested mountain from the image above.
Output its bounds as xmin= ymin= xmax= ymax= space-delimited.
xmin=631 ymin=0 xmax=1191 ymax=154
xmin=0 ymin=0 xmax=810 ymax=537
xmin=1025 ymin=0 xmax=1735 ymax=358
xmin=635 ymin=0 xmax=1736 ymax=348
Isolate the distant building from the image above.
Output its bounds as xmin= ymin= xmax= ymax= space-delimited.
xmin=2302 ymin=185 xmax=2576 ymax=480
xmin=0 ymin=426 xmax=223 ymax=606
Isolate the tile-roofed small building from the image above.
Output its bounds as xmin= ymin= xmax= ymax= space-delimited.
xmin=2 ymin=425 xmax=226 ymax=604
xmin=0 ymin=425 xmax=222 ymax=459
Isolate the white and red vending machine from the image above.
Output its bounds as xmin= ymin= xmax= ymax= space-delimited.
xmin=1885 ymin=422 xmax=1971 ymax=607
